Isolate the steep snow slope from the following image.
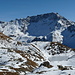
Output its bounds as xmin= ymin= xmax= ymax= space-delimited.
xmin=0 ymin=12 xmax=75 ymax=48
xmin=62 ymin=25 xmax=75 ymax=48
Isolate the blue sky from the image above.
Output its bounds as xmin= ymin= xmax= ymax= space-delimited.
xmin=0 ymin=0 xmax=75 ymax=22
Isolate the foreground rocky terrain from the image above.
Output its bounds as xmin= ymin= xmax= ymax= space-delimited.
xmin=0 ymin=32 xmax=75 ymax=75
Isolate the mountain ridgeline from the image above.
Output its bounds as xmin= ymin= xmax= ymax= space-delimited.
xmin=0 ymin=12 xmax=75 ymax=48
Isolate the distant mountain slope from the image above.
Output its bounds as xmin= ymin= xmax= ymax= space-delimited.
xmin=0 ymin=12 xmax=75 ymax=48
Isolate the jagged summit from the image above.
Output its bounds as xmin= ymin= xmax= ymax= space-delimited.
xmin=26 ymin=12 xmax=60 ymax=22
xmin=8 ymin=12 xmax=63 ymax=22
xmin=10 ymin=12 xmax=65 ymax=22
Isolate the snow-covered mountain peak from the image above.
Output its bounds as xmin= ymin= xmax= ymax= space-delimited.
xmin=0 ymin=12 xmax=75 ymax=48
xmin=0 ymin=12 xmax=75 ymax=74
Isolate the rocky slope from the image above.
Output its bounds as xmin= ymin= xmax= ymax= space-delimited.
xmin=0 ymin=32 xmax=75 ymax=75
